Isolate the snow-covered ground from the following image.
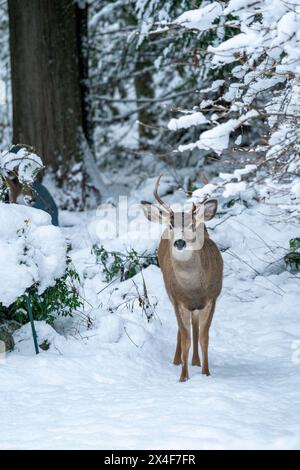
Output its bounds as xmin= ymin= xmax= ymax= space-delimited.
xmin=0 ymin=181 xmax=300 ymax=450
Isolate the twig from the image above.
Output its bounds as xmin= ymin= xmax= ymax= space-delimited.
xmin=124 ymin=326 xmax=141 ymax=348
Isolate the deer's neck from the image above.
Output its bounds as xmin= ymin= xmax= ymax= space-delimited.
xmin=170 ymin=242 xmax=207 ymax=289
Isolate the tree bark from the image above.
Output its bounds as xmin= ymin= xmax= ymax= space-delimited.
xmin=8 ymin=0 xmax=92 ymax=207
xmin=76 ymin=2 xmax=93 ymax=148
xmin=134 ymin=59 xmax=155 ymax=146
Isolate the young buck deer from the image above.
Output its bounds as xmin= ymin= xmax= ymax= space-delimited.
xmin=141 ymin=176 xmax=223 ymax=381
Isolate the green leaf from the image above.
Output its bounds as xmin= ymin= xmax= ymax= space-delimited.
xmin=289 ymin=237 xmax=300 ymax=253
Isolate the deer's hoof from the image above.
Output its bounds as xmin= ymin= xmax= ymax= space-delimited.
xmin=192 ymin=357 xmax=201 ymax=367
xmin=173 ymin=359 xmax=182 ymax=366
xmin=202 ymin=369 xmax=210 ymax=376
xmin=179 ymin=374 xmax=189 ymax=382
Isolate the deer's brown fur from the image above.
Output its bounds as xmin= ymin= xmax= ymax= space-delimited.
xmin=142 ymin=176 xmax=223 ymax=381
xmin=6 ymin=177 xmax=23 ymax=203
xmin=158 ymin=227 xmax=222 ymax=380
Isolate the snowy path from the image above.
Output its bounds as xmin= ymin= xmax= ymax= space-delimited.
xmin=1 ymin=205 xmax=300 ymax=449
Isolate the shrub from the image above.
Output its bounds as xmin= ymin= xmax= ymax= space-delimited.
xmin=0 ymin=256 xmax=82 ymax=326
xmin=0 ymin=149 xmax=82 ymax=331
xmin=93 ymin=245 xmax=158 ymax=282
xmin=0 ymin=202 xmax=82 ymax=330
xmin=285 ymin=238 xmax=300 ymax=271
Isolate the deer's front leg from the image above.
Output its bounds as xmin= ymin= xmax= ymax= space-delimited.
xmin=192 ymin=310 xmax=201 ymax=366
xmin=173 ymin=329 xmax=182 ymax=365
xmin=178 ymin=306 xmax=191 ymax=382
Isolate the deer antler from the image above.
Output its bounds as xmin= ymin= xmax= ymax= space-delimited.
xmin=153 ymin=175 xmax=173 ymax=213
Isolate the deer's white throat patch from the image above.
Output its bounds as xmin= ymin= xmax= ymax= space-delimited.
xmin=171 ymin=245 xmax=194 ymax=261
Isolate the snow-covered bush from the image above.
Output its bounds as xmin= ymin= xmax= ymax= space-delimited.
xmin=93 ymin=245 xmax=158 ymax=282
xmin=0 ymin=145 xmax=44 ymax=201
xmin=0 ymin=203 xmax=82 ymax=325
xmin=89 ymin=0 xmax=236 ymax=171
xmin=163 ymin=0 xmax=300 ymax=199
xmin=284 ymin=237 xmax=300 ymax=271
xmin=0 ymin=145 xmax=43 ymax=184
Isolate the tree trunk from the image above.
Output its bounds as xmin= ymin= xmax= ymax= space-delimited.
xmin=134 ymin=59 xmax=155 ymax=146
xmin=76 ymin=2 xmax=93 ymax=148
xmin=8 ymin=0 xmax=92 ymax=207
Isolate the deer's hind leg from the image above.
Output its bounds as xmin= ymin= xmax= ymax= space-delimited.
xmin=199 ymin=300 xmax=215 ymax=376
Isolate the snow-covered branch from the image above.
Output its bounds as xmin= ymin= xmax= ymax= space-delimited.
xmin=167 ymin=0 xmax=300 ymax=199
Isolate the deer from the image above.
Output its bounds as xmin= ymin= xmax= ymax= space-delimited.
xmin=5 ymin=174 xmax=24 ymax=203
xmin=141 ymin=176 xmax=223 ymax=382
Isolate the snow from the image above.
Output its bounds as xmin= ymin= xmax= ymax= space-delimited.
xmin=179 ymin=119 xmax=239 ymax=155
xmin=276 ymin=12 xmax=298 ymax=44
xmin=235 ymin=135 xmax=242 ymax=145
xmin=208 ymin=31 xmax=260 ymax=65
xmin=172 ymin=0 xmax=300 ymax=176
xmin=0 ymin=203 xmax=66 ymax=306
xmin=168 ymin=112 xmax=208 ymax=131
xmin=175 ymin=3 xmax=223 ymax=31
xmin=224 ymin=0 xmax=258 ymax=16
xmin=1 ymin=0 xmax=300 ymax=449
xmin=223 ymin=181 xmax=247 ymax=198
xmin=200 ymin=99 xmax=213 ymax=109
xmin=178 ymin=111 xmax=258 ymax=155
xmin=291 ymin=182 xmax=300 ymax=198
xmin=1 ymin=147 xmax=43 ymax=184
xmin=192 ymin=184 xmax=218 ymax=202
xmin=1 ymin=184 xmax=300 ymax=449
xmin=178 ymin=120 xmax=237 ymax=154
xmin=0 ymin=79 xmax=5 ymax=105
xmin=220 ymin=164 xmax=257 ymax=182
xmin=201 ymin=79 xmax=225 ymax=93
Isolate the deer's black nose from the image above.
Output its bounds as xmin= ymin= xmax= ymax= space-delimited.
xmin=174 ymin=239 xmax=186 ymax=250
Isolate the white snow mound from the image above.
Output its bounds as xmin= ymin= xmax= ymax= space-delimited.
xmin=0 ymin=202 xmax=66 ymax=307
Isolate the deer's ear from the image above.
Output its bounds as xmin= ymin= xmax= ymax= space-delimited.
xmin=193 ymin=199 xmax=218 ymax=224
xmin=203 ymin=199 xmax=218 ymax=221
xmin=140 ymin=201 xmax=167 ymax=224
